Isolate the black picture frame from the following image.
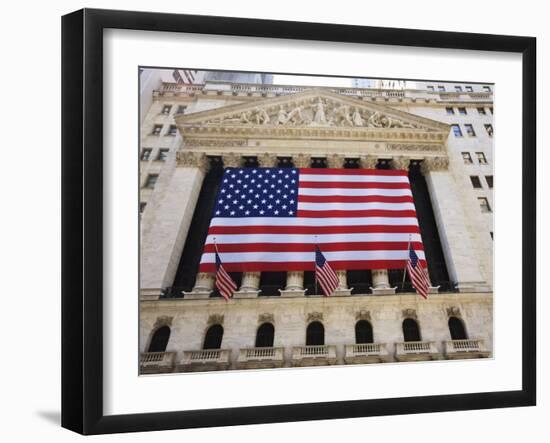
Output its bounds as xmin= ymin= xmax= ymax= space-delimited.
xmin=61 ymin=8 xmax=536 ymax=435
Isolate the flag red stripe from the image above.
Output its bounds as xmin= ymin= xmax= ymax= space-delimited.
xmin=208 ymin=225 xmax=421 ymax=235
xmin=299 ymin=168 xmax=408 ymax=176
xmin=299 ymin=181 xmax=411 ymax=189
xmin=297 ymin=209 xmax=417 ymax=218
xmin=204 ymin=242 xmax=424 ymax=253
xmin=200 ymin=259 xmax=426 ymax=273
xmin=298 ymin=195 xmax=414 ymax=203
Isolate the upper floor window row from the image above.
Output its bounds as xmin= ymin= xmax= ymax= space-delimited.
xmin=150 ymin=124 xmax=178 ymax=136
xmin=160 ymin=104 xmax=187 ymax=115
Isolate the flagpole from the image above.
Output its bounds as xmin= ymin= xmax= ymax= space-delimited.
xmin=401 ymin=234 xmax=411 ymax=291
xmin=314 ymin=235 xmax=318 ymax=296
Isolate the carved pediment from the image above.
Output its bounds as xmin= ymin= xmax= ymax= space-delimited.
xmin=175 ymin=89 xmax=449 ymax=137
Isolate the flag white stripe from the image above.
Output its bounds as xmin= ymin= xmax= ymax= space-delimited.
xmin=297 ymin=202 xmax=416 ymax=211
xmin=300 ymin=174 xmax=409 ymax=183
xmin=210 ymin=217 xmax=419 ymax=227
xmin=206 ymin=233 xmax=423 ymax=245
xmin=298 ymin=188 xmax=412 ymax=197
xmin=201 ymin=250 xmax=425 ymax=264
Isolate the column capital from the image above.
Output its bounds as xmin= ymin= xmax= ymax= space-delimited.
xmin=257 ymin=153 xmax=278 ymax=167
xmin=222 ymin=153 xmax=243 ymax=168
xmin=293 ymin=154 xmax=311 ymax=168
xmin=391 ymin=156 xmax=411 ymax=171
xmin=176 ymin=150 xmax=209 ymax=172
xmin=359 ymin=155 xmax=378 ymax=169
xmin=421 ymin=156 xmax=449 ymax=174
xmin=326 ymin=154 xmax=345 ymax=168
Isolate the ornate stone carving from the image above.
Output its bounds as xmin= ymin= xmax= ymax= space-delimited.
xmin=184 ymin=139 xmax=247 ymax=148
xmin=222 ymin=153 xmax=242 ymax=168
xmin=355 ymin=310 xmax=371 ymax=321
xmin=257 ymin=153 xmax=278 ymax=167
xmin=402 ymin=309 xmax=417 ymax=319
xmin=293 ymin=154 xmax=311 ymax=168
xmin=307 ymin=312 xmax=324 ymax=322
xmin=421 ymin=156 xmax=450 ymax=173
xmin=176 ymin=151 xmax=209 ymax=172
xmin=258 ymin=313 xmax=275 ymax=324
xmin=154 ymin=316 xmax=173 ymax=329
xmin=207 ymin=314 xmax=224 ymax=325
xmin=387 ymin=143 xmax=443 ymax=152
xmin=391 ymin=156 xmax=411 ymax=171
xmin=359 ymin=155 xmax=378 ymax=169
xmin=326 ymin=154 xmax=345 ymax=168
xmin=446 ymin=307 xmax=461 ymax=317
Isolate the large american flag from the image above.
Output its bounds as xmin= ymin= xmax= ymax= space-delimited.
xmin=199 ymin=167 xmax=426 ymax=273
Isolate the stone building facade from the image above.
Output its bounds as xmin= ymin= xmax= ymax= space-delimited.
xmin=138 ymin=76 xmax=494 ymax=374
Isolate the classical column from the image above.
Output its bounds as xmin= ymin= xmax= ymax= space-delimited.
xmin=293 ymin=154 xmax=311 ymax=168
xmin=140 ymin=151 xmax=209 ymax=297
xmin=257 ymin=153 xmax=278 ymax=167
xmin=184 ymin=272 xmax=215 ymax=299
xmin=234 ymin=272 xmax=261 ymax=298
xmin=391 ymin=155 xmax=411 ymax=171
xmin=280 ymin=271 xmax=306 ymax=297
xmin=359 ymin=155 xmax=378 ymax=169
xmin=370 ymin=269 xmax=396 ymax=295
xmin=333 ymin=270 xmax=352 ymax=296
xmin=421 ymin=156 xmax=488 ymax=292
xmin=222 ymin=153 xmax=243 ymax=168
xmin=327 ymin=154 xmax=345 ymax=169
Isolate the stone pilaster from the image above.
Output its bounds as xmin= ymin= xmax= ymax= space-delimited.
xmin=370 ymin=269 xmax=397 ymax=295
xmin=422 ymin=156 xmax=488 ymax=292
xmin=234 ymin=272 xmax=261 ymax=298
xmin=140 ymin=152 xmax=208 ymax=293
xmin=280 ymin=271 xmax=306 ymax=297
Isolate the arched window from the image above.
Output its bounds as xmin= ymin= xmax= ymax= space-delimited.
xmin=306 ymin=321 xmax=325 ymax=346
xmin=255 ymin=323 xmax=275 ymax=348
xmin=148 ymin=325 xmax=170 ymax=352
xmin=448 ymin=317 xmax=468 ymax=340
xmin=355 ymin=320 xmax=374 ymax=344
xmin=203 ymin=324 xmax=224 ymax=349
xmin=402 ymin=318 xmax=421 ymax=342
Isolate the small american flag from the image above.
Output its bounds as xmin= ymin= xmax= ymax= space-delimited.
xmin=315 ymin=246 xmax=339 ymax=296
xmin=406 ymin=244 xmax=430 ymax=299
xmin=215 ymin=249 xmax=237 ymax=300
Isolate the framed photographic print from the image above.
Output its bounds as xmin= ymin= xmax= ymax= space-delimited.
xmin=62 ymin=8 xmax=536 ymax=435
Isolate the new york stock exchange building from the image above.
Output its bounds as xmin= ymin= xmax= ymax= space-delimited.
xmin=139 ymin=75 xmax=494 ymax=374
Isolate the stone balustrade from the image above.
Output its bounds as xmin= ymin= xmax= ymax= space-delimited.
xmin=236 ymin=347 xmax=285 ymax=369
xmin=395 ymin=341 xmax=443 ymax=362
xmin=178 ymin=349 xmax=231 ymax=372
xmin=444 ymin=339 xmax=490 ymax=359
xmin=291 ymin=345 xmax=337 ymax=367
xmin=344 ymin=343 xmax=390 ymax=364
xmin=139 ymin=351 xmax=176 ymax=374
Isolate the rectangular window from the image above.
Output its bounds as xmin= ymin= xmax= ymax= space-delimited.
xmin=157 ymin=149 xmax=169 ymax=161
xmin=445 ymin=107 xmax=455 ymax=115
xmin=483 ymin=85 xmax=492 ymax=92
xmin=477 ymin=107 xmax=487 ymax=115
xmin=451 ymin=124 xmax=463 ymax=137
xmin=427 ymin=85 xmax=434 ymax=91
xmin=465 ymin=124 xmax=476 ymax=136
xmin=470 ymin=176 xmax=482 ymax=188
xmin=140 ymin=148 xmax=152 ymax=161
xmin=455 ymin=85 xmax=463 ymax=92
xmin=151 ymin=124 xmax=162 ymax=136
xmin=462 ymin=152 xmax=473 ymax=164
xmin=465 ymin=86 xmax=473 ymax=92
xmin=485 ymin=175 xmax=493 ymax=188
xmin=167 ymin=125 xmax=177 ymax=136
xmin=485 ymin=124 xmax=494 ymax=137
xmin=458 ymin=107 xmax=467 ymax=115
xmin=176 ymin=105 xmax=187 ymax=115
xmin=490 ymin=232 xmax=493 ymax=240
xmin=144 ymin=174 xmax=158 ymax=189
xmin=478 ymin=197 xmax=492 ymax=213
xmin=139 ymin=202 xmax=147 ymax=213
xmin=161 ymin=104 xmax=172 ymax=115
xmin=437 ymin=85 xmax=445 ymax=92
xmin=489 ymin=107 xmax=494 ymax=114
xmin=476 ymin=152 xmax=488 ymax=164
